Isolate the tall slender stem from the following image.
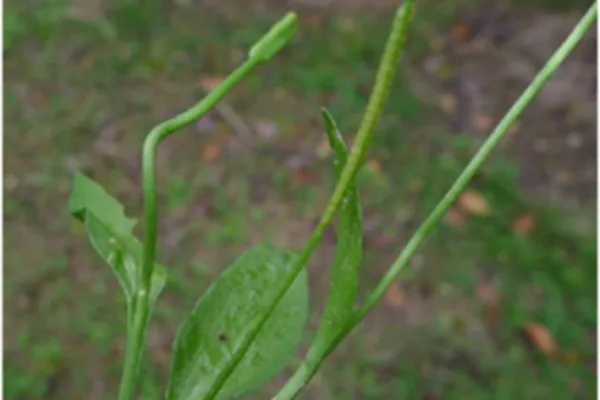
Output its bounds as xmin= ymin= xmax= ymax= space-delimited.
xmin=353 ymin=0 xmax=597 ymax=330
xmin=139 ymin=59 xmax=259 ymax=291
xmin=270 ymin=4 xmax=416 ymax=399
xmin=117 ymin=58 xmax=260 ymax=400
xmin=206 ymin=4 xmax=416 ymax=399
xmin=118 ymin=295 xmax=149 ymax=400
xmin=300 ymin=1 xmax=598 ymax=384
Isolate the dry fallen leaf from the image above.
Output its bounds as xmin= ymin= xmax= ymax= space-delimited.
xmin=451 ymin=23 xmax=471 ymax=41
xmin=200 ymin=75 xmax=224 ymax=91
xmin=512 ymin=213 xmax=537 ymax=235
xmin=474 ymin=113 xmax=493 ymax=133
xmin=524 ymin=322 xmax=557 ymax=356
xmin=457 ymin=189 xmax=491 ymax=217
xmin=384 ymin=283 xmax=407 ymax=309
xmin=476 ymin=282 xmax=500 ymax=305
xmin=202 ymin=142 xmax=222 ymax=163
xmin=445 ymin=207 xmax=466 ymax=228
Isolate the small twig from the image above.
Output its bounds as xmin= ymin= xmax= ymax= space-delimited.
xmin=198 ymin=87 xmax=256 ymax=147
xmin=215 ymin=100 xmax=256 ymax=144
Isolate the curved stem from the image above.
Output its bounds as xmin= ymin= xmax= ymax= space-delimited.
xmin=117 ymin=12 xmax=298 ymax=398
xmin=288 ymin=2 xmax=598 ymax=391
xmin=139 ymin=58 xmax=259 ymax=291
xmin=117 ymin=58 xmax=260 ymax=400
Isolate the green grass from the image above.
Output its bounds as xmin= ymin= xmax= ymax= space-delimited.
xmin=4 ymin=1 xmax=595 ymax=399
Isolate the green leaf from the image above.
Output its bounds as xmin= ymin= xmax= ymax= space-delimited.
xmin=83 ymin=211 xmax=138 ymax=298
xmin=166 ymin=245 xmax=308 ymax=400
xmin=307 ymin=109 xmax=363 ymax=354
xmin=68 ymin=173 xmax=167 ymax=312
xmin=69 ymin=172 xmax=137 ymax=237
xmin=84 ymin=213 xmax=167 ymax=309
xmin=249 ymin=12 xmax=297 ymax=63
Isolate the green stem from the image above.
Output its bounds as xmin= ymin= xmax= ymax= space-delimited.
xmin=353 ymin=0 xmax=597 ymax=330
xmin=118 ymin=295 xmax=149 ymax=400
xmin=117 ymin=57 xmax=260 ymax=400
xmin=293 ymin=1 xmax=598 ymax=386
xmin=206 ymin=4 xmax=416 ymax=399
xmin=117 ymin=12 xmax=298 ymax=398
xmin=271 ymin=5 xmax=416 ymax=400
xmin=139 ymin=58 xmax=259 ymax=290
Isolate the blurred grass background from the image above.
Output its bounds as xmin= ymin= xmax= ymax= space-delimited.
xmin=4 ymin=0 xmax=597 ymax=398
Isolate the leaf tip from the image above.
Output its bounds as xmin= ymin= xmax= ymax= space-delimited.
xmin=320 ymin=109 xmax=348 ymax=163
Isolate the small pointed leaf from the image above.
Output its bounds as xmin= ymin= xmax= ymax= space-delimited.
xmin=83 ymin=211 xmax=137 ymax=298
xmin=68 ymin=173 xmax=167 ymax=311
xmin=84 ymin=213 xmax=167 ymax=309
xmin=166 ymin=245 xmax=308 ymax=400
xmin=307 ymin=108 xmax=363 ymax=355
xmin=69 ymin=172 xmax=137 ymax=236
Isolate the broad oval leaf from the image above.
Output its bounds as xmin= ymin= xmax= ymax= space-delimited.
xmin=167 ymin=245 xmax=308 ymax=400
xmin=307 ymin=109 xmax=363 ymax=355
